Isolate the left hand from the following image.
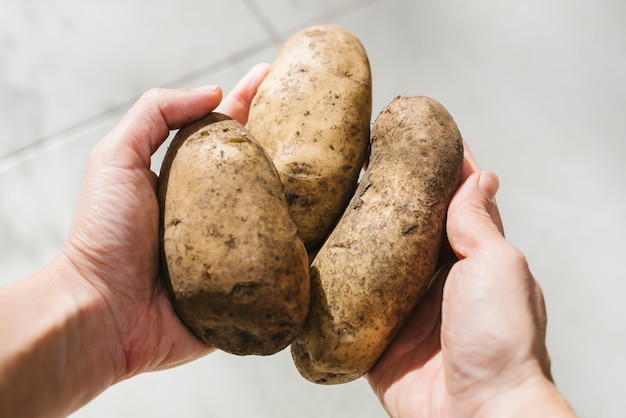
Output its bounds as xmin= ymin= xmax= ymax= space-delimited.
xmin=61 ymin=63 xmax=270 ymax=381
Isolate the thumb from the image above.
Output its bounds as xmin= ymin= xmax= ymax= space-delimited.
xmin=447 ymin=171 xmax=503 ymax=259
xmin=97 ymin=86 xmax=224 ymax=169
xmin=215 ymin=62 xmax=271 ymax=125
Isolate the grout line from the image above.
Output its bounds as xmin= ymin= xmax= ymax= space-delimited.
xmin=0 ymin=111 xmax=121 ymax=174
xmin=242 ymin=0 xmax=283 ymax=45
xmin=243 ymin=0 xmax=383 ymax=46
xmin=282 ymin=0 xmax=383 ymax=36
xmin=163 ymin=39 xmax=276 ymax=89
xmin=0 ymin=0 xmax=383 ymax=173
xmin=0 ymin=39 xmax=276 ymax=174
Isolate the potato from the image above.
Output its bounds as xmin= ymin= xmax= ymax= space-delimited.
xmin=290 ymin=96 xmax=464 ymax=383
xmin=158 ymin=113 xmax=310 ymax=356
xmin=248 ymin=24 xmax=372 ymax=250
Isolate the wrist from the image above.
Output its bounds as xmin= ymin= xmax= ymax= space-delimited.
xmin=0 ymin=254 xmax=125 ymax=417
xmin=478 ymin=373 xmax=577 ymax=418
xmin=52 ymin=252 xmax=128 ymax=384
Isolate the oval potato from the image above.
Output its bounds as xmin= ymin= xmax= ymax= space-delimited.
xmin=290 ymin=96 xmax=464 ymax=383
xmin=158 ymin=113 xmax=310 ymax=356
xmin=248 ymin=24 xmax=372 ymax=250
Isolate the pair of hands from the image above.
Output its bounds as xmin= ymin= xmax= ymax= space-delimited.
xmin=61 ymin=63 xmax=568 ymax=416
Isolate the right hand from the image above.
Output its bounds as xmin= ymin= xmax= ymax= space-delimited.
xmin=367 ymin=143 xmax=576 ymax=417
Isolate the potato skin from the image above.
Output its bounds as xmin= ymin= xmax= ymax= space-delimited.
xmin=248 ymin=24 xmax=372 ymax=250
xmin=291 ymin=96 xmax=464 ymax=383
xmin=158 ymin=113 xmax=310 ymax=356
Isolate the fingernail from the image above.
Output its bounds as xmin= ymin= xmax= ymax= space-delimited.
xmin=191 ymin=84 xmax=220 ymax=93
xmin=478 ymin=171 xmax=499 ymax=203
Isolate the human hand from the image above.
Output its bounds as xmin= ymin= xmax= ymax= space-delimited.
xmin=366 ymin=142 xmax=575 ymax=417
xmin=61 ymin=63 xmax=271 ymax=381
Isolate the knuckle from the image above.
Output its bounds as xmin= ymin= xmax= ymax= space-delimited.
xmin=139 ymin=87 xmax=164 ymax=104
xmin=497 ymin=243 xmax=528 ymax=270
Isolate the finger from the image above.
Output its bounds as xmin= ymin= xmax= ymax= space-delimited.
xmin=447 ymin=171 xmax=504 ymax=259
xmin=386 ymin=258 xmax=450 ymax=355
xmin=460 ymin=140 xmax=504 ymax=235
xmin=489 ymin=196 xmax=504 ymax=236
xmin=527 ymin=278 xmax=552 ymax=380
xmin=461 ymin=139 xmax=482 ymax=181
xmin=100 ymin=86 xmax=223 ymax=167
xmin=215 ymin=63 xmax=271 ymax=125
xmin=367 ymin=259 xmax=449 ymax=391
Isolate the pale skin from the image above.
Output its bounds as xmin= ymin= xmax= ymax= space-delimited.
xmin=0 ymin=63 xmax=575 ymax=417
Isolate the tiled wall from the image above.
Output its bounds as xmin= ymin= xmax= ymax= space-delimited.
xmin=1 ymin=0 xmax=625 ymax=416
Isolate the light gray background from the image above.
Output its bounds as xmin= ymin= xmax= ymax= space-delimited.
xmin=1 ymin=1 xmax=624 ymax=417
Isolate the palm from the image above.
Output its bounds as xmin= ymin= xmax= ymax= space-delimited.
xmin=63 ymin=63 xmax=271 ymax=380
xmin=66 ymin=118 xmax=212 ymax=378
xmin=367 ymin=164 xmax=555 ymax=418
xmin=367 ymin=259 xmax=452 ymax=417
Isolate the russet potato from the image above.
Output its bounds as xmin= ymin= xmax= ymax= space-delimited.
xmin=158 ymin=113 xmax=310 ymax=356
xmin=248 ymin=24 xmax=372 ymax=250
xmin=290 ymin=96 xmax=464 ymax=384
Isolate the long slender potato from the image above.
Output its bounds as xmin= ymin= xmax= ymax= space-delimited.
xmin=290 ymin=96 xmax=464 ymax=384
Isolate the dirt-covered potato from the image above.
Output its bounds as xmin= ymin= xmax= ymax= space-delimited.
xmin=158 ymin=113 xmax=310 ymax=356
xmin=248 ymin=24 xmax=372 ymax=250
xmin=290 ymin=96 xmax=464 ymax=383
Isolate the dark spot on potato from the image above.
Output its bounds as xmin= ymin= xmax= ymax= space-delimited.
xmin=230 ymin=282 xmax=261 ymax=299
xmin=285 ymin=192 xmax=298 ymax=205
xmin=236 ymin=330 xmax=255 ymax=347
xmin=225 ymin=235 xmax=237 ymax=249
xmin=402 ymin=223 xmax=419 ymax=235
xmin=202 ymin=328 xmax=217 ymax=342
xmin=271 ymin=331 xmax=289 ymax=344
xmin=286 ymin=161 xmax=317 ymax=178
xmin=227 ymin=137 xmax=250 ymax=144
